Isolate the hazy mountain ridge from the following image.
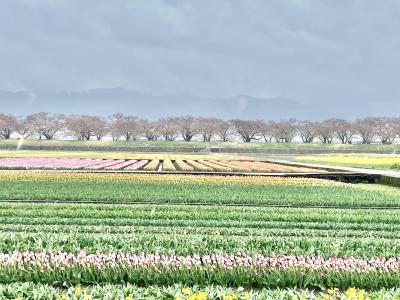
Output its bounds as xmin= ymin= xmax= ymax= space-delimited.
xmin=2 ymin=88 xmax=326 ymax=120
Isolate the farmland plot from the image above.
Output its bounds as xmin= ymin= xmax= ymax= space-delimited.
xmin=0 ymin=170 xmax=398 ymax=298
xmin=0 ymin=157 xmax=325 ymax=173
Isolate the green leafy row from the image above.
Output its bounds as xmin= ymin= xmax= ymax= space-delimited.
xmin=0 ymin=282 xmax=397 ymax=300
xmin=1 ymin=203 xmax=398 ymax=224
xmin=0 ymin=262 xmax=399 ymax=289
xmin=0 ymin=232 xmax=398 ymax=258
xmin=0 ymin=179 xmax=400 ymax=207
xmin=2 ymin=216 xmax=398 ymax=233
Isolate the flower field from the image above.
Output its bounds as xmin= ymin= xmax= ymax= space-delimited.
xmin=0 ymin=157 xmax=323 ymax=173
xmin=1 ymin=283 xmax=399 ymax=300
xmin=0 ymin=250 xmax=399 ymax=288
xmin=295 ymin=154 xmax=400 ymax=170
xmin=0 ymin=171 xmax=398 ymax=207
xmin=0 ymin=168 xmax=398 ymax=298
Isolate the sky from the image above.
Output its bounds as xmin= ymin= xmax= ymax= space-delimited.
xmin=0 ymin=0 xmax=400 ymax=118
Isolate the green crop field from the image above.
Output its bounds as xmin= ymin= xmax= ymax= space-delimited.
xmin=0 ymin=168 xmax=398 ymax=299
xmin=0 ymin=172 xmax=399 ymax=207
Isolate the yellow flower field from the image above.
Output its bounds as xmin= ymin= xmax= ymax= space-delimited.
xmin=0 ymin=171 xmax=345 ymax=186
xmin=296 ymin=154 xmax=400 ymax=170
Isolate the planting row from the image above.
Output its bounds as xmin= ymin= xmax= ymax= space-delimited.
xmin=0 ymin=172 xmax=398 ymax=207
xmin=1 ymin=203 xmax=398 ymax=224
xmin=0 ymin=250 xmax=398 ymax=289
xmin=0 ymin=282 xmax=395 ymax=300
xmin=1 ymin=231 xmax=399 ymax=258
xmin=1 ymin=212 xmax=398 ymax=233
xmin=4 ymin=223 xmax=399 ymax=239
xmin=0 ymin=203 xmax=398 ymax=257
xmin=0 ymin=157 xmax=322 ymax=173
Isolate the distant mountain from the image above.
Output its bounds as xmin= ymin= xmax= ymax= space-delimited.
xmin=215 ymin=95 xmax=318 ymax=120
xmin=0 ymin=88 xmax=326 ymax=120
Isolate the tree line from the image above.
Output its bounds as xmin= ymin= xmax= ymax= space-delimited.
xmin=0 ymin=112 xmax=399 ymax=144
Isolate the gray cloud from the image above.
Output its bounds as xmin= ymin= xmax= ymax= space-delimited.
xmin=0 ymin=0 xmax=400 ymax=117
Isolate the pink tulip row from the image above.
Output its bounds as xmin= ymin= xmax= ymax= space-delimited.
xmin=84 ymin=159 xmax=126 ymax=170
xmin=0 ymin=251 xmax=399 ymax=273
xmin=104 ymin=160 xmax=138 ymax=170
xmin=125 ymin=160 xmax=149 ymax=170
xmin=0 ymin=157 xmax=148 ymax=170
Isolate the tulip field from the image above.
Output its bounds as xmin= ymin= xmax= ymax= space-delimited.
xmin=0 ymin=156 xmax=399 ymax=299
xmin=0 ymin=157 xmax=322 ymax=173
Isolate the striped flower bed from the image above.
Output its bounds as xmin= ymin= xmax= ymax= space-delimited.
xmin=84 ymin=159 xmax=126 ymax=170
xmin=162 ymin=159 xmax=176 ymax=171
xmin=124 ymin=160 xmax=149 ymax=171
xmin=175 ymin=160 xmax=194 ymax=171
xmin=0 ymin=251 xmax=398 ymax=288
xmin=0 ymin=157 xmax=324 ymax=173
xmin=104 ymin=160 xmax=138 ymax=170
xmin=142 ymin=159 xmax=159 ymax=171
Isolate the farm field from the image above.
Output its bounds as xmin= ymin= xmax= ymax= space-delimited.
xmin=0 ymin=167 xmax=399 ymax=298
xmin=0 ymin=172 xmax=399 ymax=206
xmin=1 ymin=283 xmax=399 ymax=300
xmin=294 ymin=154 xmax=400 ymax=170
xmin=0 ymin=150 xmax=253 ymax=161
xmin=0 ymin=156 xmax=322 ymax=173
xmin=0 ymin=153 xmax=399 ymax=298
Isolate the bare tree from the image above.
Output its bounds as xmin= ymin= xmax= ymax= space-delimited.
xmin=215 ymin=120 xmax=232 ymax=142
xmin=66 ymin=115 xmax=108 ymax=141
xmin=197 ymin=117 xmax=221 ymax=142
xmin=110 ymin=114 xmax=140 ymax=141
xmin=6 ymin=111 xmax=400 ymax=145
xmin=394 ymin=118 xmax=400 ymax=141
xmin=140 ymin=119 xmax=159 ymax=141
xmin=66 ymin=115 xmax=92 ymax=140
xmin=374 ymin=117 xmax=396 ymax=144
xmin=176 ymin=116 xmax=200 ymax=142
xmin=26 ymin=113 xmax=64 ymax=140
xmin=158 ymin=117 xmax=179 ymax=141
xmin=91 ymin=117 xmax=108 ymax=141
xmin=15 ymin=116 xmax=34 ymax=139
xmin=329 ymin=118 xmax=355 ymax=144
xmin=315 ymin=120 xmax=335 ymax=144
xmin=0 ymin=114 xmax=18 ymax=139
xmin=296 ymin=120 xmax=316 ymax=143
xmin=260 ymin=121 xmax=273 ymax=143
xmin=230 ymin=119 xmax=263 ymax=142
xmin=110 ymin=125 xmax=120 ymax=141
xmin=270 ymin=119 xmax=297 ymax=143
xmin=353 ymin=117 xmax=378 ymax=144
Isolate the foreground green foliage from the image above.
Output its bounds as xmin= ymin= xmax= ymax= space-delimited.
xmin=0 ymin=203 xmax=398 ymax=258
xmin=0 ymin=172 xmax=399 ymax=294
xmin=1 ymin=283 xmax=397 ymax=300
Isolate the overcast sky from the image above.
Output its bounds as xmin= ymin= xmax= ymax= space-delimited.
xmin=1 ymin=0 xmax=400 ymax=117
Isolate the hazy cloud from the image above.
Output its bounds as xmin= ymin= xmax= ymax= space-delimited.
xmin=0 ymin=0 xmax=400 ymax=117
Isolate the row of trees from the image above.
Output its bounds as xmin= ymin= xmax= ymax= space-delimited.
xmin=0 ymin=113 xmax=400 ymax=144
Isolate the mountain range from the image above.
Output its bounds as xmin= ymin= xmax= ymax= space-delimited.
xmin=1 ymin=88 xmax=328 ymax=120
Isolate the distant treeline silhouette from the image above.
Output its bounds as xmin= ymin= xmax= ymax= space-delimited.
xmin=0 ymin=112 xmax=399 ymax=144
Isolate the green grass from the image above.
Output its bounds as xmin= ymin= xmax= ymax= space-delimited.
xmin=2 ymin=138 xmax=400 ymax=151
